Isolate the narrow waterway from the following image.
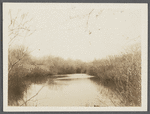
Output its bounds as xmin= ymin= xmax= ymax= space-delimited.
xmin=19 ymin=74 xmax=121 ymax=107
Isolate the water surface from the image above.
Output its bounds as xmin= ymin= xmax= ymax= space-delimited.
xmin=20 ymin=74 xmax=120 ymax=106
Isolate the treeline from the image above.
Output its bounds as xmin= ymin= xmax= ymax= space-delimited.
xmin=86 ymin=43 xmax=141 ymax=106
xmin=8 ymin=43 xmax=141 ymax=106
xmin=30 ymin=55 xmax=87 ymax=75
xmin=8 ymin=45 xmax=87 ymax=80
xmin=8 ymin=45 xmax=87 ymax=105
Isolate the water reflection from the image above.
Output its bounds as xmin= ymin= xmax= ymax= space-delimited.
xmin=9 ymin=74 xmax=121 ymax=106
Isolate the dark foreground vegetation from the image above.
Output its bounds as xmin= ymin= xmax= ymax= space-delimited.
xmin=87 ymin=44 xmax=141 ymax=106
xmin=8 ymin=44 xmax=141 ymax=106
xmin=8 ymin=45 xmax=87 ymax=105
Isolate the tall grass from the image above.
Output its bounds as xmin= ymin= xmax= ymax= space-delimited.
xmin=87 ymin=44 xmax=141 ymax=106
xmin=8 ymin=44 xmax=141 ymax=106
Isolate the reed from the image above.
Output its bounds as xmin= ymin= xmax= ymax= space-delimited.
xmin=87 ymin=44 xmax=141 ymax=106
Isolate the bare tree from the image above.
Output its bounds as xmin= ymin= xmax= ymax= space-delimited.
xmin=8 ymin=9 xmax=36 ymax=46
xmin=8 ymin=9 xmax=36 ymax=72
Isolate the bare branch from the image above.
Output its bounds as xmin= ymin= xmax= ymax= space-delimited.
xmin=8 ymin=10 xmax=36 ymax=47
xmin=8 ymin=52 xmax=26 ymax=73
xmin=20 ymin=85 xmax=45 ymax=106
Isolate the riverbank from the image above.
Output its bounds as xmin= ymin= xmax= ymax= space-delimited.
xmin=11 ymin=74 xmax=121 ymax=107
xmin=8 ymin=44 xmax=141 ymax=106
xmin=87 ymin=45 xmax=141 ymax=106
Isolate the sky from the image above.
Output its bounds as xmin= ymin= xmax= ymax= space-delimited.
xmin=6 ymin=3 xmax=142 ymax=62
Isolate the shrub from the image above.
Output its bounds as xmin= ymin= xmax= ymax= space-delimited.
xmin=87 ymin=45 xmax=141 ymax=106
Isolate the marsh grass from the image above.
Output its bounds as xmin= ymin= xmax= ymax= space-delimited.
xmin=8 ymin=44 xmax=141 ymax=106
xmin=87 ymin=44 xmax=141 ymax=106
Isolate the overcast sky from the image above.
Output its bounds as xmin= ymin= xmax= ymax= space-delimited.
xmin=5 ymin=3 xmax=142 ymax=62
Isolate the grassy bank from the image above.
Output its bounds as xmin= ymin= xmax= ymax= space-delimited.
xmin=87 ymin=45 xmax=141 ymax=106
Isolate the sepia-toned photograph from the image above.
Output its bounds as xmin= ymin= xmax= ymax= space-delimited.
xmin=3 ymin=3 xmax=147 ymax=111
